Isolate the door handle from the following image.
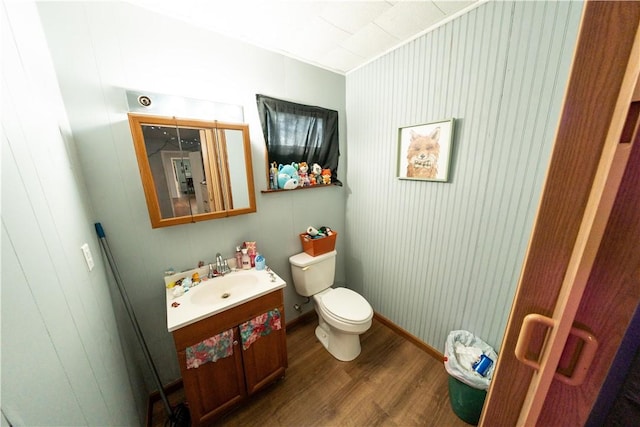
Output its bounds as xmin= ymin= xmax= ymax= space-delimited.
xmin=515 ymin=313 xmax=599 ymax=386
xmin=515 ymin=313 xmax=555 ymax=370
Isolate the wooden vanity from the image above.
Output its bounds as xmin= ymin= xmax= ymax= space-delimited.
xmin=166 ymin=268 xmax=287 ymax=426
xmin=171 ymin=288 xmax=287 ymax=426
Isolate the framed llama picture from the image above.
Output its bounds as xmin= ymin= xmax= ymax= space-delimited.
xmin=397 ymin=118 xmax=454 ymax=182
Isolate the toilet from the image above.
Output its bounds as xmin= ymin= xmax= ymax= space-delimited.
xmin=289 ymin=250 xmax=373 ymax=361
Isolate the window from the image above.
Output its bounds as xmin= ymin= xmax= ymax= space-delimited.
xmin=256 ymin=94 xmax=341 ymax=186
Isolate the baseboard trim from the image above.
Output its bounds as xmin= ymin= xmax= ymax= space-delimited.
xmin=373 ymin=312 xmax=445 ymax=362
xmin=145 ymin=378 xmax=183 ymax=427
xmin=287 ymin=310 xmax=444 ymax=362
xmin=285 ymin=310 xmax=315 ymax=330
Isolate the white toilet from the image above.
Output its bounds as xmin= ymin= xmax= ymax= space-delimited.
xmin=289 ymin=250 xmax=373 ymax=361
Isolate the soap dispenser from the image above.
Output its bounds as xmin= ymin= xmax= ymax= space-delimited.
xmin=241 ymin=248 xmax=251 ymax=270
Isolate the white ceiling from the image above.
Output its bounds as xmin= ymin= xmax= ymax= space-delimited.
xmin=127 ymin=0 xmax=480 ymax=74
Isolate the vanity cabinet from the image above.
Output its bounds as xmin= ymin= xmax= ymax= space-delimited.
xmin=171 ymin=289 xmax=287 ymax=426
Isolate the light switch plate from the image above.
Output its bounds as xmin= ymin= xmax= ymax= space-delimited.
xmin=81 ymin=243 xmax=95 ymax=271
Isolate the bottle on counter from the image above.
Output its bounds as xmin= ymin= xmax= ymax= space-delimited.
xmin=255 ymin=253 xmax=265 ymax=270
xmin=245 ymin=241 xmax=257 ymax=267
xmin=235 ymin=246 xmax=243 ymax=270
xmin=241 ymin=248 xmax=251 ymax=270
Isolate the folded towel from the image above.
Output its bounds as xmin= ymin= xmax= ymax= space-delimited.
xmin=239 ymin=309 xmax=282 ymax=350
xmin=185 ymin=328 xmax=234 ymax=369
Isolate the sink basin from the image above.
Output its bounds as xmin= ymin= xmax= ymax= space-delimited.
xmin=165 ymin=268 xmax=286 ymax=332
xmin=190 ymin=272 xmax=259 ymax=306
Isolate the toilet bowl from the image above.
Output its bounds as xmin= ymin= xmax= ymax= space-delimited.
xmin=289 ymin=250 xmax=373 ymax=361
xmin=313 ymin=287 xmax=373 ymax=361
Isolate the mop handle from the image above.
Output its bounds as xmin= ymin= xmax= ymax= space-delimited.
xmin=94 ymin=222 xmax=174 ymax=419
xmin=95 ymin=222 xmax=106 ymax=238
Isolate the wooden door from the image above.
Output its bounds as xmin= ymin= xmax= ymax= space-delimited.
xmin=242 ymin=306 xmax=288 ymax=395
xmin=177 ymin=335 xmax=246 ymax=427
xmin=481 ymin=2 xmax=640 ymax=425
xmin=537 ymin=103 xmax=640 ymax=425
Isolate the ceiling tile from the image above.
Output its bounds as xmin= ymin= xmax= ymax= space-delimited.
xmin=375 ymin=1 xmax=446 ymax=40
xmin=321 ymin=46 xmax=366 ymax=73
xmin=433 ymin=1 xmax=476 ymax=15
xmin=341 ymin=22 xmax=400 ymax=59
xmin=319 ymin=1 xmax=393 ymax=34
xmin=230 ymin=2 xmax=318 ymax=42
xmin=287 ymin=15 xmax=352 ymax=58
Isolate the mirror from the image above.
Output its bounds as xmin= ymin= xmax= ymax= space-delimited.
xmin=128 ymin=113 xmax=256 ymax=228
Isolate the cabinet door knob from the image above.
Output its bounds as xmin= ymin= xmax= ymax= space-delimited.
xmin=233 ymin=340 xmax=238 ymax=346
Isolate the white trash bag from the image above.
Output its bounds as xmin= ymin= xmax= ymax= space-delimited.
xmin=444 ymin=330 xmax=498 ymax=390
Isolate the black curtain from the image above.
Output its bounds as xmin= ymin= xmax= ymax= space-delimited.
xmin=256 ymin=94 xmax=340 ymax=184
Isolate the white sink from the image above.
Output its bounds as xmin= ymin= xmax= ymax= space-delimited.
xmin=165 ymin=268 xmax=286 ymax=332
xmin=189 ymin=272 xmax=259 ymax=306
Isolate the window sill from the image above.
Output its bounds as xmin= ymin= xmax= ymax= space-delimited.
xmin=261 ymin=183 xmax=341 ymax=194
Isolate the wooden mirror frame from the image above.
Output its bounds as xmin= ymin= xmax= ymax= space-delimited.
xmin=128 ymin=113 xmax=256 ymax=228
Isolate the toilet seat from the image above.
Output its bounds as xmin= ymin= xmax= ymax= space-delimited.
xmin=318 ymin=287 xmax=373 ymax=324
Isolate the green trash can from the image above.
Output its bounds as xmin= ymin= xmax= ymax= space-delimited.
xmin=447 ymin=375 xmax=487 ymax=425
xmin=444 ymin=330 xmax=497 ymax=425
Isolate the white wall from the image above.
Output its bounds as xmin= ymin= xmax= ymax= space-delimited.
xmin=36 ymin=1 xmax=346 ymax=390
xmin=1 ymin=2 xmax=141 ymax=425
xmin=345 ymin=1 xmax=583 ymax=352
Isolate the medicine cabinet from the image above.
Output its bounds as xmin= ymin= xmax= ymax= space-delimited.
xmin=128 ymin=114 xmax=256 ymax=228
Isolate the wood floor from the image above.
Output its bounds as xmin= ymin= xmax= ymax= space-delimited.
xmin=150 ymin=315 xmax=470 ymax=426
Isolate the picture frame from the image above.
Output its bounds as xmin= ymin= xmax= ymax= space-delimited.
xmin=397 ymin=118 xmax=454 ymax=182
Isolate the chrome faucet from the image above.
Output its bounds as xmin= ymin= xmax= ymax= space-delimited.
xmin=215 ymin=253 xmax=231 ymax=276
xmin=216 ymin=253 xmax=223 ymax=272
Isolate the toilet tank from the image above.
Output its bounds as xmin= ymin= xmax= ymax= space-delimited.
xmin=288 ymin=250 xmax=336 ymax=297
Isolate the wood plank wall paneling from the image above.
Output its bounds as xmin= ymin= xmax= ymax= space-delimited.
xmin=1 ymin=3 xmax=141 ymax=425
xmin=345 ymin=1 xmax=583 ymax=353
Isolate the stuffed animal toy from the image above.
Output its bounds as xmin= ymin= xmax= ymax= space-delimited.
xmin=298 ymin=162 xmax=310 ymax=187
xmin=321 ymin=169 xmax=331 ymax=185
xmin=277 ymin=163 xmax=300 ymax=189
xmin=311 ymin=163 xmax=322 ymax=185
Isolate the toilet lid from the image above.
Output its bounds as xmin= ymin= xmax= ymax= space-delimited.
xmin=321 ymin=288 xmax=372 ymax=323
